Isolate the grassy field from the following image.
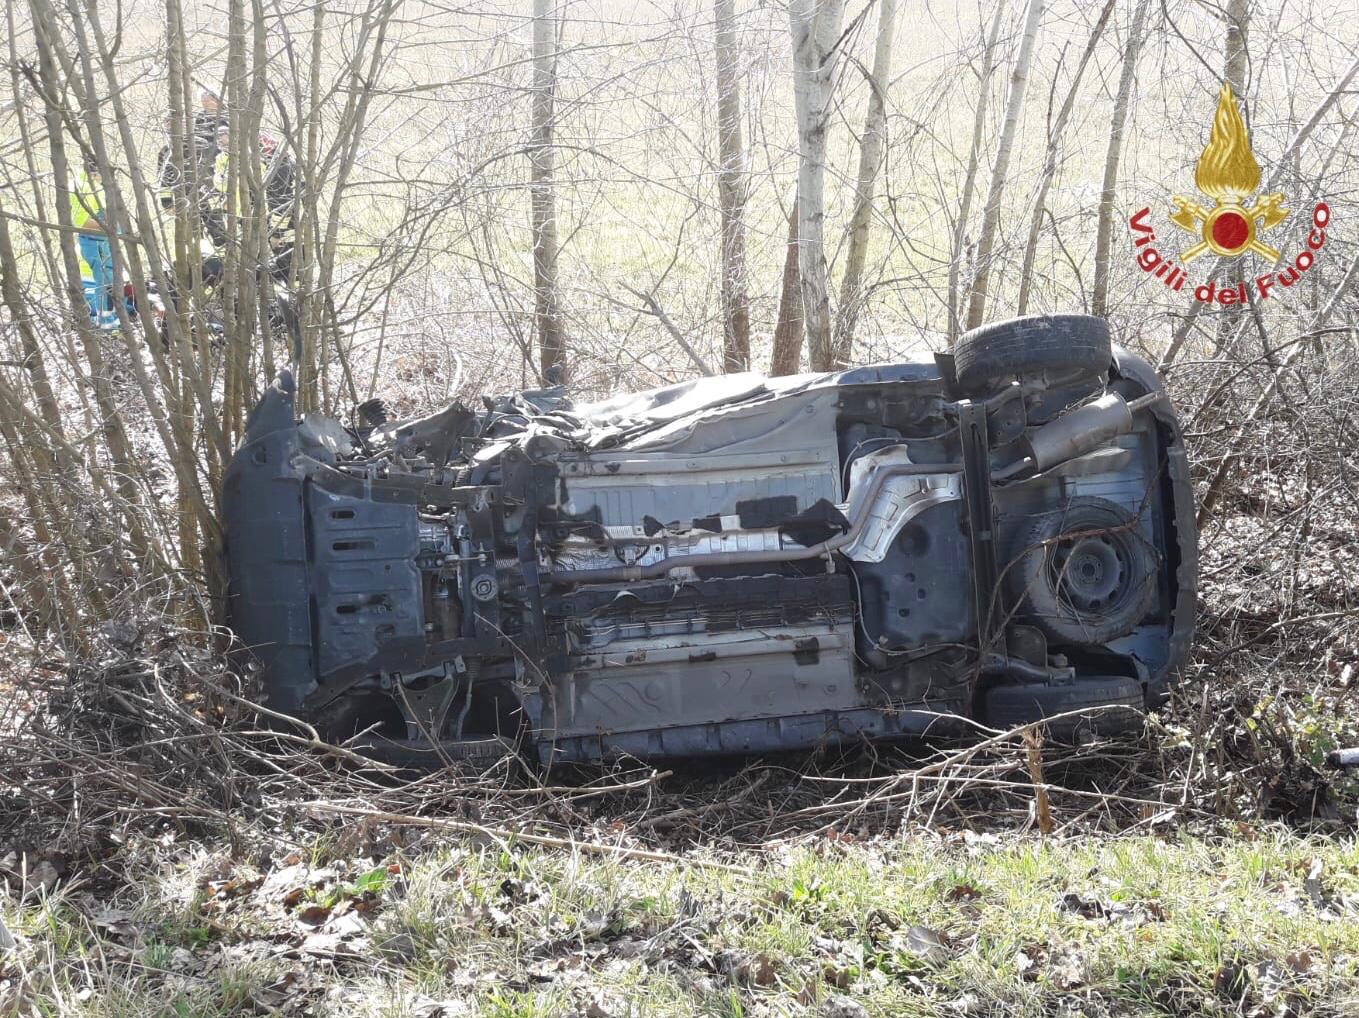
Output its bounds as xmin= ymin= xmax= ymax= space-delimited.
xmin=3 ymin=4 xmax=1359 ymax=1015
xmin=4 ymin=822 xmax=1359 ymax=1016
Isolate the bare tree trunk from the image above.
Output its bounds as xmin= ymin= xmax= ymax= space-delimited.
xmin=531 ymin=0 xmax=564 ymax=381
xmin=1213 ymin=0 xmax=1252 ymax=356
xmin=964 ymin=0 xmax=1045 ymax=331
xmin=946 ymin=1 xmax=1004 ymax=343
xmin=20 ymin=4 xmax=151 ymax=567
xmin=1223 ymin=0 xmax=1250 ymax=97
xmin=0 ymin=418 xmax=85 ymax=647
xmin=1090 ymin=0 xmax=1150 ymax=319
xmin=770 ymin=192 xmax=803 ymax=375
xmin=311 ymin=0 xmax=391 ymax=414
xmin=295 ymin=1 xmax=325 ymax=411
xmin=49 ymin=0 xmax=222 ymax=531
xmin=1016 ymin=0 xmax=1113 ymax=315
xmin=832 ymin=0 xmax=897 ymax=367
xmin=947 ymin=2 xmax=1005 ymax=340
xmin=787 ymin=0 xmax=846 ymax=372
xmin=0 ymin=508 xmax=51 ymax=631
xmin=0 ymin=197 xmax=62 ymax=433
xmin=714 ymin=0 xmax=750 ymax=372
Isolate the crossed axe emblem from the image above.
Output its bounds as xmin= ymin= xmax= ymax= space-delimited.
xmin=1168 ymin=192 xmax=1288 ymax=263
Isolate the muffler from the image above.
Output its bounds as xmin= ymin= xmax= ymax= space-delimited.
xmin=1023 ymin=390 xmax=1160 ymax=472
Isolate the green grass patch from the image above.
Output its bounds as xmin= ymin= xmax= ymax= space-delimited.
xmin=4 ymin=827 xmax=1358 ymax=1016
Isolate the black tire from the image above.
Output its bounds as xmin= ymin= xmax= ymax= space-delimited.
xmin=984 ymin=676 xmax=1145 ymax=740
xmin=316 ymin=690 xmax=406 ymax=743
xmin=1004 ymin=496 xmax=1157 ymax=646
xmin=352 ymin=735 xmax=520 ymax=768
xmin=954 ymin=314 xmax=1112 ymax=395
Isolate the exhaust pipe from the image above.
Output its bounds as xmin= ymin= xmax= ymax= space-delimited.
xmin=1023 ymin=390 xmax=1161 ymax=473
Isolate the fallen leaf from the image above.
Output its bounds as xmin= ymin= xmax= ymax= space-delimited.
xmin=1057 ymin=892 xmax=1109 ymax=921
xmin=299 ymin=931 xmax=346 ymax=957
xmin=265 ymin=863 xmax=310 ymax=902
xmin=297 ymin=903 xmax=331 ymax=926
xmin=1050 ymin=948 xmax=1088 ymax=990
xmin=25 ymin=861 xmax=59 ymax=894
xmin=1015 ymin=945 xmax=1046 ymax=981
xmin=901 ymin=925 xmax=950 ymax=965
xmin=1304 ymin=858 xmax=1326 ymax=910
xmin=946 ymin=883 xmax=981 ymax=902
xmin=716 ymin=948 xmax=778 ymax=987
xmin=819 ymin=995 xmax=869 ymax=1018
xmin=377 ymin=931 xmax=417 ymax=961
xmin=1214 ymin=961 xmax=1248 ymax=999
xmin=751 ymin=953 xmax=777 ymax=987
xmin=89 ymin=907 xmax=139 ymax=943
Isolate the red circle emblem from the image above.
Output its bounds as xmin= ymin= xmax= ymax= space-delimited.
xmin=1211 ymin=210 xmax=1250 ymax=251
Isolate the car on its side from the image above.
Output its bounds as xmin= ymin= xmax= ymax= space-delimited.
xmin=224 ymin=314 xmax=1196 ymax=762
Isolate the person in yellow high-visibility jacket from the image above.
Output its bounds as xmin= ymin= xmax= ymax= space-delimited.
xmin=70 ymin=162 xmax=117 ymax=328
xmin=207 ymin=123 xmax=232 ymax=247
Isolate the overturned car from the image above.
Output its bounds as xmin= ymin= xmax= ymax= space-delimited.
xmin=224 ymin=314 xmax=1196 ymax=762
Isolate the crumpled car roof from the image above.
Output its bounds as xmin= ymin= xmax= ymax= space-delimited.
xmin=354 ymin=361 xmax=942 ymax=467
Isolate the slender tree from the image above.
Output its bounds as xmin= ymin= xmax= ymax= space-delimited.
xmin=946 ymin=3 xmax=1005 ymax=343
xmin=531 ymin=0 xmax=565 ymax=380
xmin=714 ymin=0 xmax=750 ymax=371
xmin=1016 ymin=0 xmax=1114 ymax=315
xmin=1212 ymin=0 xmax=1252 ymax=356
xmin=1223 ymin=0 xmax=1250 ymax=97
xmin=965 ymin=0 xmax=1045 ymax=331
xmin=832 ymin=0 xmax=898 ymax=367
xmin=770 ymin=192 xmax=804 ymax=375
xmin=787 ymin=0 xmax=847 ymax=372
xmin=1090 ymin=0 xmax=1150 ymax=319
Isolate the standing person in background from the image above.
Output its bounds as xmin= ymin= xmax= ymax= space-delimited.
xmin=157 ymin=109 xmax=211 ymax=210
xmin=206 ymin=122 xmax=231 ymax=248
xmin=156 ymin=110 xmax=224 ymax=295
xmin=214 ymin=128 xmax=299 ymax=281
xmin=193 ymin=90 xmax=227 ymax=218
xmin=70 ymin=157 xmax=117 ymax=329
xmin=260 ymin=133 xmax=297 ymax=280
xmin=194 ymin=89 xmax=226 ymax=148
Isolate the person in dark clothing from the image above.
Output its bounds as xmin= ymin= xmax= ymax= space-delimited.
xmin=157 ymin=99 xmax=231 ymax=300
xmin=193 ymin=89 xmax=227 ymax=146
xmin=260 ymin=133 xmax=297 ymax=281
xmin=156 ymin=111 xmax=213 ymax=210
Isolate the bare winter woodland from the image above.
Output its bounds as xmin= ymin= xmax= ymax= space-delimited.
xmin=0 ymin=0 xmax=1355 ymax=632
xmin=2 ymin=0 xmax=1359 ymax=1013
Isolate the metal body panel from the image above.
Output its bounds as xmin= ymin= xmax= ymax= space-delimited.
xmin=554 ymin=626 xmax=855 ymax=736
xmin=222 ymin=343 xmax=1197 ymax=761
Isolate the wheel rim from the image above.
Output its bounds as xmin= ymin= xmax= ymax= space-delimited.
xmin=1050 ymin=533 xmax=1130 ymax=614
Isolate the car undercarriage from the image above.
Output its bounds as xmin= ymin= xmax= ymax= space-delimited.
xmin=223 ymin=315 xmax=1197 ymax=763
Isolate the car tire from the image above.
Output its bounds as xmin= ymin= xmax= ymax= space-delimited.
xmin=1004 ymin=496 xmax=1157 ymax=645
xmin=316 ymin=690 xmax=407 ymax=744
xmin=984 ymin=676 xmax=1145 ymax=740
xmin=954 ymin=314 xmax=1112 ymax=395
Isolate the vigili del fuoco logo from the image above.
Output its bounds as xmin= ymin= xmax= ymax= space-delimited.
xmin=1127 ymin=82 xmax=1330 ymax=305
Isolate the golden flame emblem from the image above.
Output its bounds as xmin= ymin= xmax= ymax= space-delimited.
xmin=1169 ymin=82 xmax=1287 ymax=262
